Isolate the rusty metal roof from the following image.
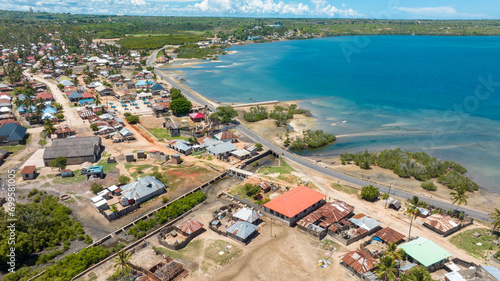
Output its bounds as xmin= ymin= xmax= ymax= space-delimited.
xmin=297 ymin=200 xmax=354 ymax=228
xmin=423 ymin=214 xmax=459 ymax=233
xmin=375 ymin=227 xmax=406 ymax=244
xmin=177 ymin=218 xmax=204 ymax=235
xmin=341 ymin=249 xmax=376 ymax=274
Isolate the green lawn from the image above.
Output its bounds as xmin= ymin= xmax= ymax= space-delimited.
xmin=229 ymin=184 xmax=260 ymax=203
xmin=331 ymin=183 xmax=359 ymax=195
xmin=204 ymin=240 xmax=242 ymax=265
xmin=156 ymin=239 xmax=204 ymax=261
xmin=5 ymin=144 xmax=27 ymax=154
xmin=258 ymin=158 xmax=295 ymax=175
xmin=449 ymin=228 xmax=500 ymax=260
xmin=52 ymin=171 xmax=86 ymax=185
xmin=97 ymin=159 xmax=118 ymax=173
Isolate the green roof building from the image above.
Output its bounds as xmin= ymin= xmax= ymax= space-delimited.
xmin=399 ymin=237 xmax=451 ymax=268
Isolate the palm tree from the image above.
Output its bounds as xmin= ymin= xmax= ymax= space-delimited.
xmin=450 ymin=186 xmax=468 ymax=209
xmin=43 ymin=119 xmax=56 ymax=138
xmin=489 ymin=208 xmax=500 ymax=234
xmin=405 ymin=196 xmax=422 ymax=239
xmin=93 ymin=93 xmax=102 ymax=106
xmin=385 ymin=242 xmax=404 ymax=261
xmin=376 ymin=255 xmax=397 ymax=281
xmin=113 ymin=250 xmax=131 ymax=274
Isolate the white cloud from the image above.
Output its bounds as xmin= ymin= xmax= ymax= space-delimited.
xmin=131 ymin=0 xmax=146 ymax=4
xmin=394 ymin=6 xmax=488 ymax=18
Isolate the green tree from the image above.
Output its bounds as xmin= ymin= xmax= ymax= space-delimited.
xmin=170 ymin=98 xmax=192 ymax=115
xmin=385 ymin=242 xmax=404 ymax=261
xmin=400 ymin=266 xmax=436 ymax=281
xmin=210 ymin=105 xmax=238 ymax=124
xmin=90 ymin=183 xmax=103 ymax=194
xmin=406 ymin=196 xmax=424 ymax=238
xmin=169 ymin=87 xmax=183 ymax=100
xmin=93 ymin=93 xmax=102 ymax=106
xmin=112 ymin=250 xmax=131 ymax=274
xmin=489 ymin=208 xmax=500 ymax=234
xmin=450 ymin=186 xmax=468 ymax=209
xmin=421 ymin=181 xmax=437 ymax=191
xmin=49 ymin=157 xmax=67 ymax=171
xmin=255 ymin=143 xmax=263 ymax=151
xmin=243 ymin=183 xmax=260 ymax=197
xmin=126 ymin=115 xmax=140 ymax=124
xmin=118 ymin=175 xmax=131 ymax=185
xmin=90 ymin=124 xmax=98 ymax=131
xmin=375 ymin=255 xmax=397 ymax=281
xmin=360 ymin=185 xmax=379 ymax=201
xmin=43 ymin=119 xmax=56 ymax=138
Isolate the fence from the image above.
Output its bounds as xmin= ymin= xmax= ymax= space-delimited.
xmin=157 ymin=226 xmax=200 ymax=251
xmin=238 ymin=149 xmax=279 ymax=169
xmin=328 ymin=226 xmax=381 ymax=246
xmin=101 ymin=203 xmax=140 ymax=221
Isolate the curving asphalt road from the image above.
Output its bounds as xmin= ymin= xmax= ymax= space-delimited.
xmin=148 ymin=49 xmax=492 ymax=223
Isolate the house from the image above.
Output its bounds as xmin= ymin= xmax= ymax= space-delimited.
xmin=119 ymin=175 xmax=166 ymax=206
xmin=243 ymin=144 xmax=257 ymax=155
xmin=214 ymin=131 xmax=238 ymax=143
xmin=35 ymin=92 xmax=53 ymax=101
xmin=423 ymin=214 xmax=461 ymax=236
xmin=231 ymin=149 xmax=251 ymax=160
xmin=263 ymin=186 xmax=326 ymax=226
xmin=115 ymin=89 xmax=135 ymax=101
xmin=84 ymin=166 xmax=104 ymax=179
xmin=374 ymin=227 xmax=406 ymax=244
xmin=177 ymin=218 xmax=204 ymax=237
xmin=95 ymin=85 xmax=113 ymax=96
xmin=233 ymin=207 xmax=262 ymax=224
xmin=259 ymin=181 xmax=272 ymax=193
xmin=297 ymin=200 xmax=354 ymax=231
xmin=171 ymin=140 xmax=192 ymax=155
xmin=349 ymin=214 xmax=381 ymax=233
xmin=445 ymin=265 xmax=500 ymax=281
xmin=340 ymin=249 xmax=377 ymax=277
xmin=21 ymin=165 xmax=36 ymax=180
xmin=226 ymin=221 xmax=258 ymax=244
xmin=0 ymin=123 xmax=28 ymax=146
xmin=150 ymin=83 xmax=165 ymax=94
xmin=206 ymin=142 xmax=237 ymax=158
xmin=43 ymin=136 xmax=102 ymax=166
xmin=189 ymin=112 xmax=206 ymax=122
xmin=398 ymin=237 xmax=451 ymax=270
xmin=67 ymin=91 xmax=83 ymax=101
xmin=55 ymin=124 xmax=75 ymax=138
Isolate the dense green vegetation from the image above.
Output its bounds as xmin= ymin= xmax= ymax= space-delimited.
xmin=340 ymin=148 xmax=478 ymax=191
xmin=118 ymin=34 xmax=204 ymax=50
xmin=289 ymin=130 xmax=336 ymax=149
xmin=361 ymin=185 xmax=379 ymax=201
xmin=175 ymin=44 xmax=227 ymax=59
xmin=420 ymin=181 xmax=437 ymax=191
xmin=0 ymin=194 xmax=88 ymax=271
xmin=243 ymin=104 xmax=310 ymax=126
xmin=210 ymin=106 xmax=238 ymax=124
xmin=128 ymin=191 xmax=206 ymax=238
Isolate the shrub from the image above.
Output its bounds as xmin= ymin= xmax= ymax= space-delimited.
xmin=421 ymin=181 xmax=437 ymax=191
xmin=126 ymin=115 xmax=140 ymax=124
xmin=90 ymin=183 xmax=103 ymax=194
xmin=123 ymin=112 xmax=131 ymax=117
xmin=90 ymin=124 xmax=98 ymax=131
xmin=118 ymin=175 xmax=131 ymax=185
xmin=361 ymin=185 xmax=379 ymax=201
xmin=243 ymin=183 xmax=260 ymax=197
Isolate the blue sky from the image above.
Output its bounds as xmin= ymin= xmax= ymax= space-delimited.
xmin=2 ymin=0 xmax=497 ymax=19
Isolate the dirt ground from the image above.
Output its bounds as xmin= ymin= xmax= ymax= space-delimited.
xmin=307 ymin=155 xmax=500 ymax=215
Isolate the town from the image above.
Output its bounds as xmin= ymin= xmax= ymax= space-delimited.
xmin=0 ymin=11 xmax=500 ymax=281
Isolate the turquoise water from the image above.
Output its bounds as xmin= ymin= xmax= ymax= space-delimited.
xmin=163 ymin=36 xmax=500 ymax=193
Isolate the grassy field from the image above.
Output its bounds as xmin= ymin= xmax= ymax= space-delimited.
xmin=125 ymin=163 xmax=158 ymax=179
xmin=163 ymin=165 xmax=216 ymax=190
xmin=229 ymin=183 xmax=257 ymax=203
xmin=258 ymin=158 xmax=294 ymax=175
xmin=204 ymin=240 xmax=242 ymax=265
xmin=156 ymin=239 xmax=204 ymax=261
xmin=97 ymin=159 xmax=118 ymax=173
xmin=331 ymin=183 xmax=359 ymax=195
xmin=52 ymin=171 xmax=86 ymax=185
xmin=449 ymin=228 xmax=500 ymax=260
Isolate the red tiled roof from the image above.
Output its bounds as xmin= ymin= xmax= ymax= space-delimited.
xmin=374 ymin=227 xmax=406 ymax=244
xmin=177 ymin=218 xmax=204 ymax=235
xmin=21 ymin=165 xmax=36 ymax=174
xmin=341 ymin=249 xmax=376 ymax=274
xmin=264 ymin=186 xmax=325 ymax=218
xmin=35 ymin=92 xmax=53 ymax=100
xmin=81 ymin=92 xmax=94 ymax=99
xmin=189 ymin=112 xmax=205 ymax=119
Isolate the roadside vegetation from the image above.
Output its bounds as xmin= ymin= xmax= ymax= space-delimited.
xmin=289 ymin=129 xmax=336 ymax=149
xmin=175 ymin=44 xmax=227 ymax=59
xmin=243 ymin=104 xmax=310 ymax=127
xmin=340 ymin=148 xmax=478 ymax=191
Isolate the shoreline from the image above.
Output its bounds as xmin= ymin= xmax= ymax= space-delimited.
xmin=153 ymin=49 xmax=500 ymax=215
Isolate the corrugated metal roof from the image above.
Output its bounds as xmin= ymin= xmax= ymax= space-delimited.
xmin=398 ymin=237 xmax=451 ymax=267
xmin=483 ymin=266 xmax=500 ymax=280
xmin=423 ymin=214 xmax=459 ymax=233
xmin=233 ymin=207 xmax=262 ymax=223
xmin=374 ymin=227 xmax=406 ymax=244
xmin=177 ymin=218 xmax=204 ymax=235
xmin=297 ymin=200 xmax=354 ymax=228
xmin=350 ymin=214 xmax=380 ymax=231
xmin=341 ymin=249 xmax=376 ymax=274
xmin=226 ymin=221 xmax=258 ymax=240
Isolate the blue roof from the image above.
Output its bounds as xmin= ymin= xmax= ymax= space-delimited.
xmin=68 ymin=91 xmax=82 ymax=99
xmin=18 ymin=105 xmax=35 ymax=113
xmin=136 ymin=80 xmax=153 ymax=86
xmin=87 ymin=166 xmax=103 ymax=173
xmin=79 ymin=99 xmax=94 ymax=105
xmin=60 ymin=80 xmax=74 ymax=86
xmin=226 ymin=221 xmax=258 ymax=240
xmin=42 ymin=106 xmax=57 ymax=114
xmin=207 ymin=142 xmax=237 ymax=155
xmin=0 ymin=123 xmax=27 ymax=141
xmin=17 ymin=94 xmax=26 ymax=101
xmin=483 ymin=266 xmax=500 ymax=280
xmin=151 ymin=83 xmax=164 ymax=90
xmin=121 ymin=175 xmax=165 ymax=202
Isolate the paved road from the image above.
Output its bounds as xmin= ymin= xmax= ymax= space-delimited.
xmin=148 ymin=50 xmax=492 ymax=223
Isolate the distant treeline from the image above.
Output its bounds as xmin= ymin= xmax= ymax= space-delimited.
xmin=3 ymin=10 xmax=500 ymax=47
xmin=117 ymin=34 xmax=205 ymax=50
xmin=340 ymin=148 xmax=479 ymax=191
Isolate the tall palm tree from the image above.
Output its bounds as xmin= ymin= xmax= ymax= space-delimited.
xmin=385 ymin=242 xmax=404 ymax=261
xmin=43 ymin=119 xmax=56 ymax=138
xmin=376 ymin=255 xmax=397 ymax=281
xmin=400 ymin=266 xmax=435 ymax=281
xmin=93 ymin=93 xmax=102 ymax=106
xmin=450 ymin=186 xmax=468 ymax=209
xmin=489 ymin=208 xmax=500 ymax=234
xmin=405 ymin=196 xmax=422 ymax=239
xmin=113 ymin=250 xmax=131 ymax=274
